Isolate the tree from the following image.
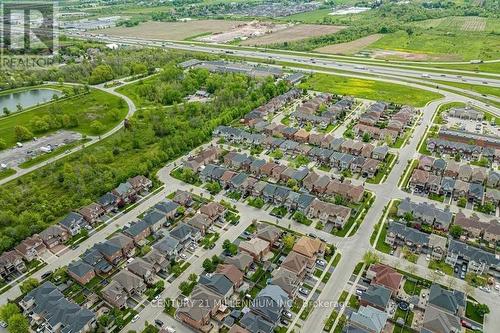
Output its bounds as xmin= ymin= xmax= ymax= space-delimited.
xmin=98 ymin=314 xmax=110 ymax=327
xmin=90 ymin=120 xmax=105 ymax=135
xmin=20 ymin=277 xmax=39 ymax=294
xmin=449 ymin=225 xmax=463 ymax=238
xmin=188 ymin=273 xmax=197 ymax=282
xmin=457 ymin=197 xmax=467 ymax=208
xmin=476 ymin=303 xmax=490 ymax=317
xmin=14 ymin=125 xmax=33 ymax=141
xmin=179 ymin=281 xmax=192 ymax=295
xmin=363 ymin=251 xmax=380 ymax=266
xmin=89 ymin=64 xmax=114 ymax=84
xmin=362 ymin=132 xmax=371 ymax=142
xmin=7 ymin=314 xmax=29 ymax=333
xmin=202 ymin=258 xmax=215 ymax=273
xmin=2 ymin=107 xmax=10 ymax=115
xmin=222 ymin=239 xmax=238 ymax=256
xmin=403 ymin=212 xmax=414 ymax=222
xmin=283 ymin=234 xmax=295 ymax=251
xmin=0 ymin=139 xmax=6 ymax=150
xmin=0 ymin=303 xmax=20 ymax=322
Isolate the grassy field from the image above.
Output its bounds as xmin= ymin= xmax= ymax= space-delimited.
xmin=369 ymin=29 xmax=500 ymax=61
xmin=284 ymin=8 xmax=333 ymax=23
xmin=0 ymin=89 xmax=128 ymax=148
xmin=0 ymin=168 xmax=16 ymax=180
xmin=315 ymin=34 xmax=383 ymax=55
xmin=299 ymin=73 xmax=443 ymax=107
xmin=431 ymin=80 xmax=500 ymax=98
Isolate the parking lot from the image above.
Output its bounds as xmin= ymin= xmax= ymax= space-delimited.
xmin=445 ymin=115 xmax=498 ymax=136
xmin=0 ymin=130 xmax=82 ymax=168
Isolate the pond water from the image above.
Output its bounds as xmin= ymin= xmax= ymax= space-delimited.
xmin=0 ymin=88 xmax=63 ymax=115
xmin=329 ymin=7 xmax=371 ymax=15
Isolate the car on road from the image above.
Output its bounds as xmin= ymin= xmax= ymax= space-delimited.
xmin=426 ymin=254 xmax=431 ymax=261
xmin=0 ymin=321 xmax=8 ymax=328
xmin=180 ymin=253 xmax=187 ymax=259
xmin=132 ymin=315 xmax=140 ymax=323
xmin=41 ymin=271 xmax=52 ymax=279
xmin=479 ymin=286 xmax=490 ymax=293
xmin=155 ymin=319 xmax=164 ymax=327
xmin=298 ymin=287 xmax=309 ymax=296
xmin=355 ymin=289 xmax=364 ymax=296
xmin=460 ymin=271 xmax=466 ymax=279
xmin=308 ymin=233 xmax=317 ymax=239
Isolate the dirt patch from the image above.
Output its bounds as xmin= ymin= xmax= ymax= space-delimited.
xmin=314 ymin=34 xmax=382 ymax=55
xmin=101 ymin=20 xmax=246 ymax=41
xmin=370 ymin=49 xmax=460 ymax=61
xmin=240 ymin=24 xmax=346 ymax=46
xmin=197 ymin=21 xmax=289 ymax=44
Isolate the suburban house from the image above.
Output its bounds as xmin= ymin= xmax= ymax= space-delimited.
xmin=422 ymin=305 xmax=462 ymax=333
xmin=216 ymin=264 xmax=244 ymax=289
xmin=102 ymin=280 xmax=129 ymax=308
xmin=0 ymin=250 xmax=26 ymax=280
xmin=199 ymin=273 xmax=234 ymax=299
xmin=20 ymin=282 xmax=96 ymax=333
xmin=153 ymin=234 xmax=182 ymax=259
xmin=59 ymin=212 xmax=87 ymax=236
xmin=397 ymin=198 xmax=453 ymax=231
xmin=176 ymin=299 xmax=212 ymax=332
xmin=270 ymin=268 xmax=301 ymax=299
xmin=97 ymin=192 xmax=119 ymax=213
xmin=143 ymin=249 xmax=170 ymax=273
xmin=173 ymin=190 xmax=194 ymax=207
xmin=127 ymin=258 xmax=155 ymax=284
xmin=348 ymin=305 xmax=388 ymax=333
xmin=128 ymin=175 xmax=153 ymax=193
xmin=308 ymin=199 xmax=351 ymax=228
xmin=170 ymin=223 xmax=202 ymax=245
xmin=385 ymin=221 xmax=430 ymax=253
xmin=224 ymin=253 xmax=254 ymax=272
xmin=240 ymin=285 xmax=289 ymax=333
xmin=445 ymin=240 xmax=500 ymax=276
xmin=256 ymin=225 xmax=282 ymax=246
xmin=82 ymin=247 xmax=112 ymax=275
xmin=112 ymin=269 xmax=147 ymax=296
xmin=123 ymin=220 xmax=151 ymax=244
xmin=68 ymin=260 xmax=96 ymax=285
xmin=143 ymin=210 xmax=167 ymax=233
xmin=427 ymin=284 xmax=465 ymax=316
xmin=187 ymin=214 xmax=212 ymax=235
xmin=292 ymin=236 xmax=325 ymax=267
xmin=14 ymin=235 xmax=46 ymax=261
xmin=78 ymin=202 xmax=105 ymax=224
xmin=94 ymin=240 xmax=124 ymax=265
xmin=281 ymin=251 xmax=310 ymax=279
xmin=112 ymin=181 xmax=135 ymax=206
xmin=108 ymin=233 xmax=135 ymax=258
xmin=154 ymin=200 xmax=179 ymax=221
xmin=199 ymin=202 xmax=226 ymax=223
xmin=366 ymin=264 xmax=403 ymax=295
xmin=359 ymin=285 xmax=392 ymax=311
xmin=239 ymin=238 xmax=271 ymax=261
xmin=39 ymin=225 xmax=69 ymax=249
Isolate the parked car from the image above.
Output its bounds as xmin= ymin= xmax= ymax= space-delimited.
xmin=316 ymin=259 xmax=326 ymax=267
xmin=298 ymin=287 xmax=309 ymax=295
xmin=41 ymin=271 xmax=52 ymax=279
xmin=154 ymin=319 xmax=164 ymax=327
xmin=426 ymin=254 xmax=431 ymax=261
xmin=132 ymin=315 xmax=140 ymax=323
xmin=180 ymin=253 xmax=187 ymax=259
xmin=282 ymin=310 xmax=292 ymax=319
xmin=0 ymin=321 xmax=8 ymax=328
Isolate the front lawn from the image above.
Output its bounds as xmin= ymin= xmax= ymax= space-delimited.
xmin=403 ymin=279 xmax=423 ymax=296
xmin=466 ymin=301 xmax=486 ymax=324
xmin=270 ymin=206 xmax=288 ymax=218
xmin=428 ymin=260 xmax=454 ymax=276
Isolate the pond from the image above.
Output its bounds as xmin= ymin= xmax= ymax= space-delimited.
xmin=0 ymin=88 xmax=64 ymax=115
xmin=329 ymin=7 xmax=371 ymax=15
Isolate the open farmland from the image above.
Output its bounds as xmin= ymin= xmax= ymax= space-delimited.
xmin=240 ymin=24 xmax=346 ymax=46
xmin=101 ymin=20 xmax=246 ymax=41
xmin=314 ymin=34 xmax=382 ymax=55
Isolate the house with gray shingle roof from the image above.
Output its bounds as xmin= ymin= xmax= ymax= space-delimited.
xmin=386 ymin=221 xmax=430 ymax=252
xmin=20 ymin=281 xmax=96 ymax=332
xmin=153 ymin=235 xmax=181 ymax=259
xmin=123 ymin=220 xmax=151 ymax=244
xmin=143 ymin=210 xmax=167 ymax=233
xmin=427 ymin=284 xmax=465 ymax=315
xmin=199 ymin=273 xmax=234 ymax=298
xmin=359 ymin=285 xmax=391 ymax=311
xmin=422 ymin=305 xmax=462 ymax=333
xmin=154 ymin=200 xmax=179 ymax=220
xmin=81 ymin=248 xmax=112 ymax=274
xmin=59 ymin=212 xmax=87 ymax=236
xmin=68 ymin=260 xmax=95 ymax=285
xmin=170 ymin=223 xmax=201 ymax=244
xmin=445 ymin=240 xmax=500 ymax=276
xmin=349 ymin=305 xmax=388 ymax=333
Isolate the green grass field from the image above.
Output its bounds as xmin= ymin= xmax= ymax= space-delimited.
xmin=0 ymin=89 xmax=128 ymax=148
xmin=370 ymin=29 xmax=500 ymax=61
xmin=432 ymin=80 xmax=500 ymax=98
xmin=299 ymin=73 xmax=443 ymax=106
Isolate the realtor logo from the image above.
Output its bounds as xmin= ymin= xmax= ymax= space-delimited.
xmin=1 ymin=1 xmax=58 ymax=67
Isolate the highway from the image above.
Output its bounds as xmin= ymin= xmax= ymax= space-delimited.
xmin=77 ymin=33 xmax=500 ymax=87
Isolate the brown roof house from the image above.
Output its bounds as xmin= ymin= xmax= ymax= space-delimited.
xmin=39 ymin=225 xmax=69 ymax=249
xmin=216 ymin=264 xmax=244 ymax=288
xmin=0 ymin=250 xmax=26 ymax=280
xmin=127 ymin=258 xmax=155 ymax=285
xmin=224 ymin=253 xmax=254 ymax=272
xmin=270 ymin=268 xmax=301 ymax=299
xmin=366 ymin=264 xmax=403 ymax=295
xmin=308 ymin=199 xmax=351 ymax=228
xmin=281 ymin=251 xmax=310 ymax=279
xmin=108 ymin=233 xmax=135 ymax=258
xmin=173 ymin=190 xmax=193 ymax=207
xmin=68 ymin=260 xmax=95 ymax=285
xmin=15 ymin=235 xmax=46 ymax=262
xmin=256 ymin=225 xmax=282 ymax=246
xmin=199 ymin=202 xmax=226 ymax=223
xmin=239 ymin=238 xmax=270 ymax=261
xmin=128 ymin=175 xmax=153 ymax=193
xmin=79 ymin=202 xmax=105 ymax=224
xmin=292 ymin=236 xmax=325 ymax=267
